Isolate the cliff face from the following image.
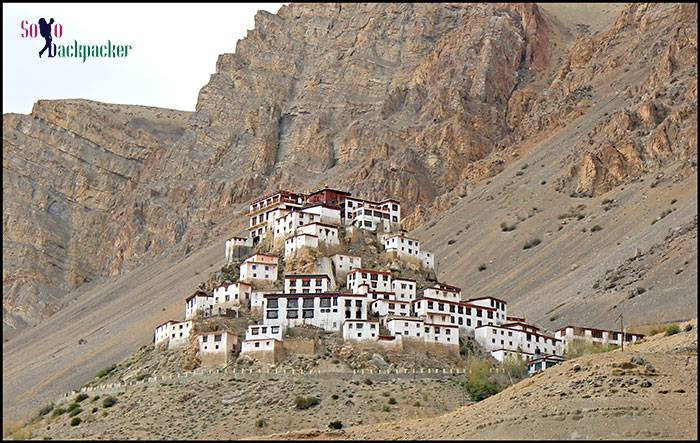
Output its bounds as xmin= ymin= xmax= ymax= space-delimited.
xmin=2 ymin=3 xmax=697 ymax=335
xmin=2 ymin=101 xmax=191 ymax=332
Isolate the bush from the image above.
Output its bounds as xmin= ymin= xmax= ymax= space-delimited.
xmin=37 ymin=404 xmax=54 ymax=418
xmin=363 ymin=378 xmax=373 ymax=386
xmin=68 ymin=407 xmax=82 ymax=418
xmin=102 ymin=396 xmax=117 ymax=408
xmin=91 ymin=395 xmax=100 ymax=402
xmin=502 ymin=354 xmax=528 ymax=380
xmin=382 ymin=405 xmax=391 ymax=412
xmin=500 ymin=222 xmax=516 ymax=232
xmin=522 ymin=238 xmax=541 ymax=250
xmin=96 ymin=364 xmax=116 ymax=379
xmin=69 ymin=417 xmax=82 ymax=427
xmin=91 ymin=407 xmax=98 ymax=413
xmin=665 ymin=324 xmax=681 ymax=336
xmin=447 ymin=239 xmax=456 ymax=245
xmin=684 ymin=324 xmax=693 ymax=332
xmin=591 ymin=225 xmax=603 ymax=232
xmin=330 ymin=394 xmax=339 ymax=400
xmin=66 ymin=403 xmax=80 ymax=413
xmin=74 ymin=393 xmax=89 ymax=403
xmin=478 ymin=264 xmax=487 ymax=272
xmin=294 ymin=396 xmax=320 ymax=410
xmin=413 ymin=401 xmax=421 ymax=407
xmin=51 ymin=407 xmax=66 ymax=417
xmin=255 ymin=418 xmax=266 ymax=428
xmin=462 ymin=359 xmax=500 ymax=402
xmin=565 ymin=340 xmax=617 ymax=358
xmin=328 ymin=420 xmax=343 ymax=430
xmin=388 ymin=397 xmax=397 ymax=405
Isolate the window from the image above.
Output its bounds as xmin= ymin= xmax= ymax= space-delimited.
xmin=320 ymin=298 xmax=331 ymax=308
xmin=288 ymin=298 xmax=298 ymax=309
xmin=303 ymin=298 xmax=314 ymax=308
xmin=202 ymin=335 xmax=208 ymax=342
xmin=268 ymin=298 xmax=278 ymax=308
xmin=214 ymin=334 xmax=222 ymax=342
xmin=255 ymin=342 xmax=260 ymax=348
xmin=287 ymin=310 xmax=298 ymax=319
xmin=303 ymin=309 xmax=314 ymax=318
xmin=266 ymin=310 xmax=278 ymax=319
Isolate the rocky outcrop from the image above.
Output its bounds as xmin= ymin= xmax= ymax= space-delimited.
xmin=541 ymin=3 xmax=697 ymax=196
xmin=2 ymin=101 xmax=191 ymax=332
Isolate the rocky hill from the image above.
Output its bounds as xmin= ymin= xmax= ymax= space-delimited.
xmin=2 ymin=1 xmax=697 ymax=428
xmin=264 ymin=320 xmax=698 ymax=440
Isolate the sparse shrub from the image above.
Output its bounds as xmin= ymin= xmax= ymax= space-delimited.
xmin=65 ymin=403 xmax=80 ymax=413
xmin=601 ymin=198 xmax=614 ymax=205
xmin=294 ymin=395 xmax=320 ymax=410
xmin=684 ymin=324 xmax=693 ymax=332
xmin=255 ymin=418 xmax=266 ymax=428
xmin=330 ymin=394 xmax=339 ymax=400
xmin=363 ymin=378 xmax=373 ymax=386
xmin=665 ymin=324 xmax=681 ymax=336
xmin=36 ymin=404 xmax=54 ymax=418
xmin=671 ymin=199 xmax=677 ymax=205
xmin=478 ymin=264 xmax=487 ymax=272
xmin=500 ymin=222 xmax=516 ymax=232
xmin=51 ymin=407 xmax=66 ymax=417
xmin=91 ymin=395 xmax=100 ymax=402
xmin=447 ymin=239 xmax=456 ymax=245
xmin=515 ymin=171 xmax=524 ymax=176
xmin=576 ymin=214 xmax=585 ymax=220
xmin=68 ymin=407 xmax=82 ymax=418
xmin=381 ymin=391 xmax=389 ymax=397
xmin=522 ymin=238 xmax=541 ymax=250
xmin=69 ymin=417 xmax=81 ymax=427
xmin=91 ymin=407 xmax=98 ymax=413
xmin=331 ymin=359 xmax=340 ymax=364
xmin=388 ymin=397 xmax=397 ymax=405
xmin=502 ymin=354 xmax=528 ymax=381
xmin=102 ymin=396 xmax=117 ymax=408
xmin=96 ymin=364 xmax=116 ymax=379
xmin=413 ymin=401 xmax=421 ymax=407
xmin=382 ymin=405 xmax=391 ymax=412
xmin=549 ymin=316 xmax=557 ymax=322
xmin=328 ymin=420 xmax=343 ymax=430
xmin=74 ymin=393 xmax=89 ymax=403
xmin=591 ymin=225 xmax=603 ymax=232
xmin=565 ymin=340 xmax=617 ymax=358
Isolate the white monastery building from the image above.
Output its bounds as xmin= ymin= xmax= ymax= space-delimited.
xmin=382 ymin=233 xmax=435 ymax=270
xmin=474 ymin=321 xmax=562 ymax=362
xmin=185 ymin=291 xmax=213 ymax=320
xmin=284 ymin=274 xmax=332 ymax=294
xmin=555 ymin=325 xmax=644 ymax=350
xmin=239 ymin=253 xmax=279 ymax=282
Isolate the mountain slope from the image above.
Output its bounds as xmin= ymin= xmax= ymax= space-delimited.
xmin=264 ymin=320 xmax=698 ymax=440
